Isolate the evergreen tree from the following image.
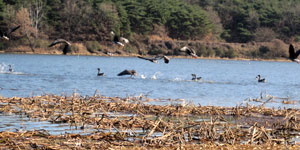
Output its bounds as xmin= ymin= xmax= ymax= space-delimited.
xmin=0 ymin=0 xmax=4 ymax=21
xmin=45 ymin=0 xmax=62 ymax=32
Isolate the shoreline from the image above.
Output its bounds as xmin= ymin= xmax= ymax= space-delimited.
xmin=1 ymin=38 xmax=295 ymax=63
xmin=0 ymin=51 xmax=291 ymax=63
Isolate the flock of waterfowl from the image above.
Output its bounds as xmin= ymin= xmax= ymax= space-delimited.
xmin=96 ymin=35 xmax=300 ymax=82
xmin=95 ymin=30 xmax=198 ymax=79
xmin=1 ymin=25 xmax=300 ymax=82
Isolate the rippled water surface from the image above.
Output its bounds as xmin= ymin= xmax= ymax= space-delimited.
xmin=1 ymin=54 xmax=299 ymax=108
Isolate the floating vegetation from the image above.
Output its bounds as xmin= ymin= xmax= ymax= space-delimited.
xmin=243 ymin=91 xmax=300 ymax=107
xmin=0 ymin=93 xmax=299 ymax=149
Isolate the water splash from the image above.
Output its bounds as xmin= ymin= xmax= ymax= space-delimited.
xmin=151 ymin=72 xmax=161 ymax=80
xmin=172 ymin=77 xmax=182 ymax=81
xmin=0 ymin=63 xmax=25 ymax=75
xmin=140 ymin=74 xmax=146 ymax=79
xmin=0 ymin=63 xmax=10 ymax=73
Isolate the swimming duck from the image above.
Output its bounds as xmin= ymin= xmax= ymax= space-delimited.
xmin=97 ymin=68 xmax=105 ymax=76
xmin=191 ymin=74 xmax=202 ymax=81
xmin=256 ymin=75 xmax=266 ymax=83
xmin=8 ymin=65 xmax=13 ymax=72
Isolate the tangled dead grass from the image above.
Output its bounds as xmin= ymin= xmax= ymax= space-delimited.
xmin=0 ymin=93 xmax=299 ymax=149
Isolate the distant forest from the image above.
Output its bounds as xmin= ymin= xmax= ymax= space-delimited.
xmin=0 ymin=0 xmax=300 ymax=57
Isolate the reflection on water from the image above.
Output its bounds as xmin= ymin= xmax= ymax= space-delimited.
xmin=0 ymin=54 xmax=299 ymax=108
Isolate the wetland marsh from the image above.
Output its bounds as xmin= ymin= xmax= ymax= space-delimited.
xmin=0 ymin=54 xmax=299 ymax=149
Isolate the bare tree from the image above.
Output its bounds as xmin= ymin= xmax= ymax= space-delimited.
xmin=254 ymin=28 xmax=277 ymax=42
xmin=205 ymin=7 xmax=224 ymax=41
xmin=15 ymin=8 xmax=36 ymax=52
xmin=28 ymin=0 xmax=45 ymax=38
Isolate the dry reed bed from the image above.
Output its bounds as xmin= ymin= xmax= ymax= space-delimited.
xmin=0 ymin=130 xmax=299 ymax=150
xmin=0 ymin=94 xmax=299 ymax=149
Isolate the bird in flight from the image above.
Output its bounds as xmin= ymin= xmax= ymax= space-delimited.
xmin=118 ymin=69 xmax=138 ymax=77
xmin=289 ymin=44 xmax=300 ymax=63
xmin=180 ymin=46 xmax=198 ymax=58
xmin=111 ymin=31 xmax=129 ymax=47
xmin=137 ymin=55 xmax=170 ymax=64
xmin=0 ymin=25 xmax=20 ymax=40
xmin=48 ymin=39 xmax=71 ymax=55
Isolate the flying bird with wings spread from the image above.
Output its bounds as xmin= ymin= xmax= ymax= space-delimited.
xmin=137 ymin=55 xmax=170 ymax=64
xmin=48 ymin=39 xmax=71 ymax=55
xmin=0 ymin=25 xmax=20 ymax=40
xmin=110 ymin=31 xmax=129 ymax=47
xmin=289 ymin=44 xmax=300 ymax=63
xmin=117 ymin=69 xmax=138 ymax=77
xmin=180 ymin=46 xmax=198 ymax=58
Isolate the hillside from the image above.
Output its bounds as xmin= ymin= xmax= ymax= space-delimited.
xmin=1 ymin=0 xmax=300 ymax=60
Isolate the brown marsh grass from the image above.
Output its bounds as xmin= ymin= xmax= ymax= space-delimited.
xmin=0 ymin=93 xmax=299 ymax=149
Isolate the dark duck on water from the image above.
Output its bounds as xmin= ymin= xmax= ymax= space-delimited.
xmin=97 ymin=68 xmax=105 ymax=76
xmin=191 ymin=74 xmax=202 ymax=81
xmin=256 ymin=75 xmax=266 ymax=83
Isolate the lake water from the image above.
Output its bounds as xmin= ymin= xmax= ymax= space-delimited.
xmin=0 ymin=54 xmax=299 ymax=108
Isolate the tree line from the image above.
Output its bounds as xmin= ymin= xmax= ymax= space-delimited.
xmin=190 ymin=0 xmax=300 ymax=43
xmin=0 ymin=0 xmax=299 ymax=51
